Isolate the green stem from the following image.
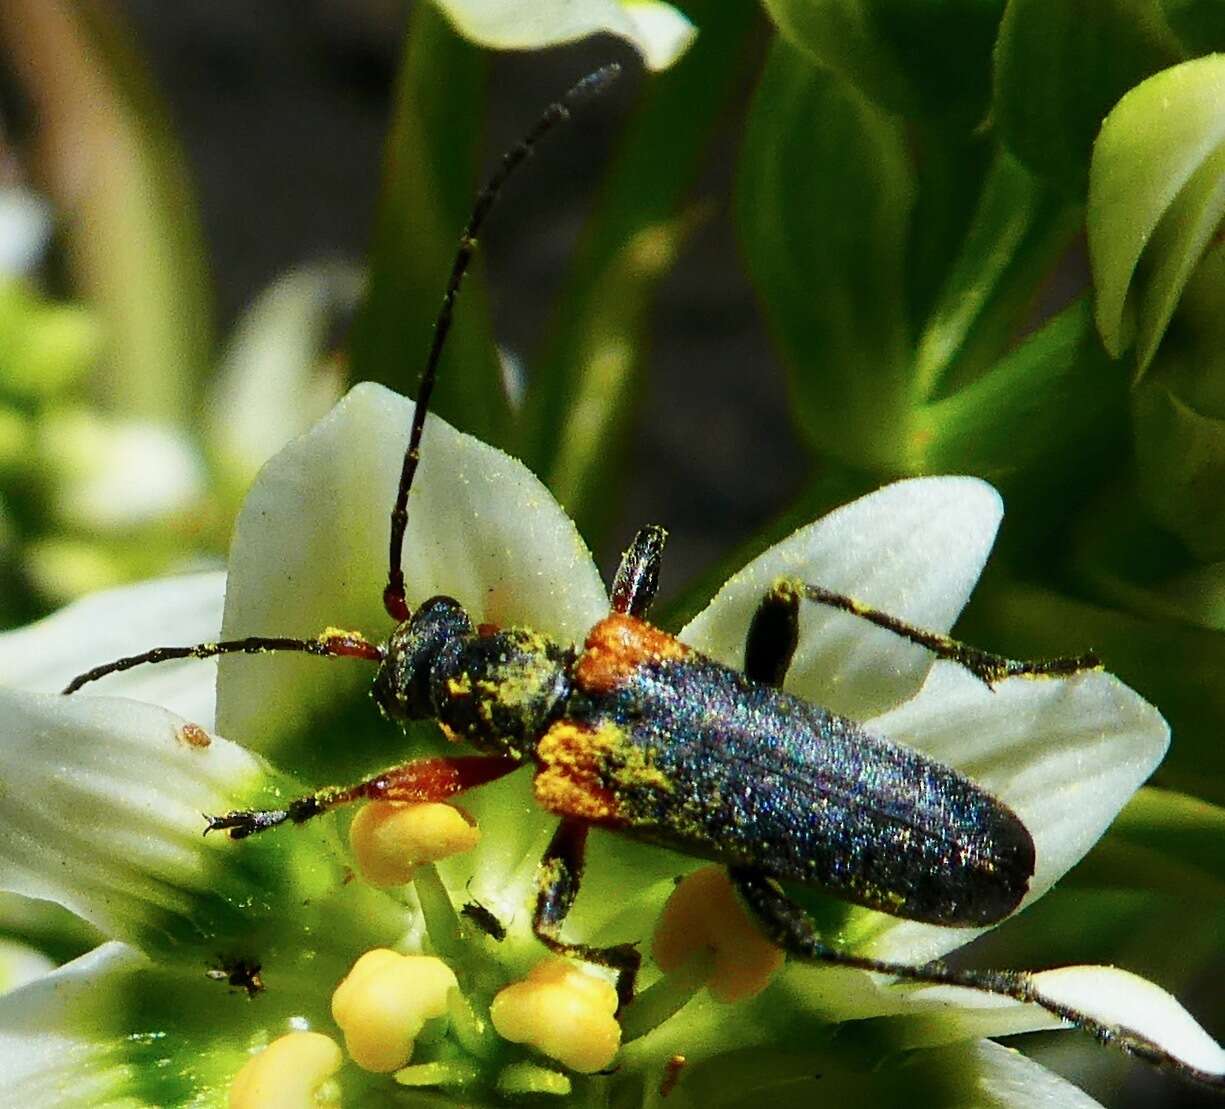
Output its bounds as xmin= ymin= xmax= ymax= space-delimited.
xmin=415 ymin=863 xmax=464 ymax=963
xmin=619 ymin=948 xmax=715 ymax=1043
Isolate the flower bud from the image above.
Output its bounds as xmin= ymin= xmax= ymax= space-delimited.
xmin=228 ymin=1031 xmax=342 ymax=1109
xmin=490 ymin=957 xmax=620 ymax=1073
xmin=652 ymin=865 xmax=783 ymax=1002
xmin=349 ymin=801 xmax=479 ymax=887
xmin=331 ymin=948 xmax=457 ymax=1073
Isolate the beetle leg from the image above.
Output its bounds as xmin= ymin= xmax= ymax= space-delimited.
xmin=729 ymin=866 xmax=1224 ymax=1082
xmin=533 ymin=818 xmax=641 ymax=1010
xmin=731 ymin=864 xmax=1053 ymax=996
xmin=774 ymin=579 xmax=1101 ymax=689
xmin=744 ymin=584 xmax=801 ymax=687
xmin=205 ymin=754 xmax=520 ymax=839
xmin=611 ymin=525 xmax=669 ymax=618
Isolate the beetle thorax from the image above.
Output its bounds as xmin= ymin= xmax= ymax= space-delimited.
xmin=373 ymin=595 xmax=572 ymax=761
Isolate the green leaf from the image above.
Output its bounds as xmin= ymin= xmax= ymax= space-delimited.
xmin=0 ymin=0 xmax=212 ymax=423
xmin=1159 ymin=0 xmax=1225 ymax=53
xmin=1133 ymin=355 xmax=1225 ymax=561
xmin=737 ymin=40 xmax=915 ymax=470
xmin=1107 ymin=787 xmax=1225 ymax=895
xmin=762 ymin=0 xmax=908 ymax=109
xmin=916 ymin=300 xmax=1127 ymax=482
xmin=347 ymin=4 xmax=506 ymax=445
xmin=519 ymin=0 xmax=757 ymax=541
xmin=994 ymin=0 xmax=1184 ymax=187
xmin=912 ymin=149 xmax=1078 ymax=401
xmin=539 ymin=214 xmax=695 ymax=536
xmin=762 ymin=0 xmax=1006 ymax=125
xmin=1088 ymin=55 xmax=1225 ymax=375
xmin=1067 ymin=480 xmax=1225 ymax=626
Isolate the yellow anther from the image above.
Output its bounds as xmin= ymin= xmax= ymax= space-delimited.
xmin=490 ymin=957 xmax=620 ymax=1074
xmin=228 ymin=1031 xmax=342 ymax=1109
xmin=652 ymin=865 xmax=783 ymax=1003
xmin=349 ymin=801 xmax=480 ymax=887
xmin=331 ymin=948 xmax=457 ymax=1073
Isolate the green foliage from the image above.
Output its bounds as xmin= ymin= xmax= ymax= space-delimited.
xmin=764 ymin=0 xmax=1006 ymax=126
xmin=1088 ymin=54 xmax=1225 ymax=372
xmin=994 ymin=0 xmax=1184 ymax=186
xmin=738 ymin=41 xmax=914 ymax=471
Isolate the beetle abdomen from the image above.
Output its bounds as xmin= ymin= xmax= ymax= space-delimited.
xmin=562 ymin=637 xmax=1034 ymax=928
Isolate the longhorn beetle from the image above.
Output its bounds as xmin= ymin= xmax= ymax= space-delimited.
xmin=64 ymin=66 xmax=1221 ymax=1089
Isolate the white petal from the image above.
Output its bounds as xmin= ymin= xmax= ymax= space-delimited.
xmin=880 ymin=980 xmax=1067 ymax=1047
xmin=955 ymin=1038 xmax=1106 ymax=1108
xmin=0 ymin=571 xmax=224 ymax=727
xmin=0 ymin=688 xmax=274 ymax=954
xmin=0 ymin=938 xmax=55 ymax=994
xmin=433 ymin=0 xmax=696 ymax=71
xmin=217 ymin=382 xmax=606 ymax=749
xmin=0 ymin=186 xmax=52 ymax=276
xmin=0 ymin=942 xmax=150 ymax=1108
xmin=42 ymin=411 xmax=206 ymax=531
xmin=853 ymin=663 xmax=1168 ymax=962
xmin=1030 ymin=965 xmax=1225 ymax=1083
xmin=620 ymin=3 xmax=699 ymax=70
xmin=681 ymin=477 xmax=1002 ymax=719
xmin=206 ymin=264 xmax=354 ymax=488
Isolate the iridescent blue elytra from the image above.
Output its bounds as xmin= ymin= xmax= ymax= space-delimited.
xmin=565 ymin=643 xmax=1034 ymax=927
xmin=539 ymin=612 xmax=1035 ymax=928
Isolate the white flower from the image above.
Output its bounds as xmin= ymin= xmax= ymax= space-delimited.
xmin=431 ymin=0 xmax=696 ymax=72
xmin=0 ymin=383 xmax=1219 ymax=1106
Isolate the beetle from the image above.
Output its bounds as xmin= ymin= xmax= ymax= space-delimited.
xmin=62 ymin=66 xmax=1218 ymax=1087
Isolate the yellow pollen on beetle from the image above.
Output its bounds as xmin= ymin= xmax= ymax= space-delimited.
xmin=489 ymin=957 xmax=620 ymax=1074
xmin=349 ymin=801 xmax=480 ymax=887
xmin=319 ymin=625 xmax=366 ymax=642
xmin=331 ymin=949 xmax=458 ymax=1073
xmin=652 ymin=865 xmax=784 ymax=1003
xmin=228 ymin=1031 xmax=342 ymax=1109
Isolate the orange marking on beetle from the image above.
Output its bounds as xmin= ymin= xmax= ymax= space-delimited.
xmin=574 ymin=613 xmax=688 ymax=695
xmin=534 ymin=721 xmax=624 ymax=825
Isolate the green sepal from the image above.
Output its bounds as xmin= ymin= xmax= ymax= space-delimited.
xmin=347 ymin=3 xmax=505 ymax=446
xmin=1088 ymin=54 xmax=1225 ymax=375
xmin=737 ymin=39 xmax=914 ymax=471
xmin=994 ymin=0 xmax=1184 ymax=188
xmin=762 ymin=0 xmax=1006 ymax=127
xmin=1133 ymin=353 xmax=1225 ymax=561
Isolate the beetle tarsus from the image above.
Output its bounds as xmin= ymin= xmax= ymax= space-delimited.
xmin=204 ymin=808 xmax=289 ymax=839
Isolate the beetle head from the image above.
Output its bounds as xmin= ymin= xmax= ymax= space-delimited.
xmin=373 ymin=595 xmax=472 ymax=722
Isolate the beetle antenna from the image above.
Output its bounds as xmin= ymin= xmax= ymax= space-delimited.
xmin=383 ymin=63 xmax=622 ymax=622
xmin=62 ymin=630 xmax=385 ymax=695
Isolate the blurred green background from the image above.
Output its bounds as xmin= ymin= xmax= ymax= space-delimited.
xmin=0 ymin=1 xmax=1223 ymax=1105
